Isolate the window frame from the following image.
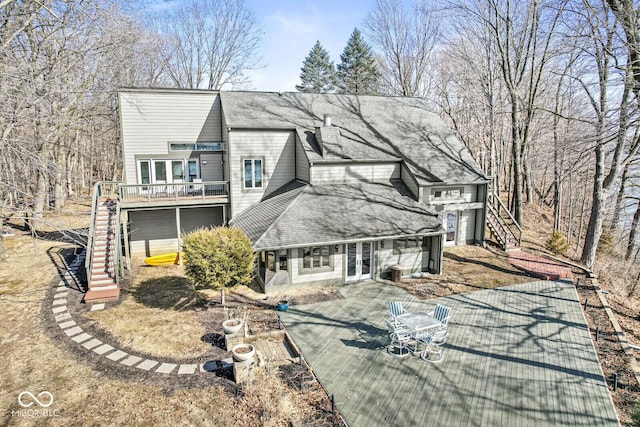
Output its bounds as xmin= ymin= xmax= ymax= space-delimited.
xmin=393 ymin=237 xmax=423 ymax=254
xmin=242 ymin=158 xmax=264 ymax=190
xmin=299 ymin=246 xmax=334 ymax=274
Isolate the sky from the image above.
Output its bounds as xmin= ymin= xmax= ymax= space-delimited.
xmin=243 ymin=0 xmax=376 ymax=92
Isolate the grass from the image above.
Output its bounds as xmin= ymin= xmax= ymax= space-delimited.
xmin=398 ymin=245 xmax=532 ymax=299
xmin=86 ymin=264 xmax=210 ymax=359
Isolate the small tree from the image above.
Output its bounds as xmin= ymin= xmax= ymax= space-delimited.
xmin=182 ymin=227 xmax=254 ymax=290
xmin=336 ymin=28 xmax=381 ymax=95
xmin=545 ymin=231 xmax=571 ymax=256
xmin=296 ymin=41 xmax=336 ymax=93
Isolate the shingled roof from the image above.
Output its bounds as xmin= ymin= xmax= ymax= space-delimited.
xmin=229 ymin=180 xmax=445 ymax=250
xmin=220 ymin=91 xmax=488 ymax=185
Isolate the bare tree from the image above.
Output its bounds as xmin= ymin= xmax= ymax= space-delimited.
xmin=449 ymin=0 xmax=566 ymax=225
xmin=159 ymin=0 xmax=263 ymax=90
xmin=364 ymin=0 xmax=441 ymax=97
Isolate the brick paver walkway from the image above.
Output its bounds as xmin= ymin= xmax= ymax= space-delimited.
xmin=508 ymin=249 xmax=573 ymax=280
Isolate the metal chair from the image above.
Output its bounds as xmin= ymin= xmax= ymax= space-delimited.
xmin=388 ymin=301 xmax=406 ymax=324
xmin=420 ymin=329 xmax=448 ymax=363
xmin=429 ymin=304 xmax=451 ymax=328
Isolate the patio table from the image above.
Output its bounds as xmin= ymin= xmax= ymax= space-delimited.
xmin=396 ymin=311 xmax=442 ymax=353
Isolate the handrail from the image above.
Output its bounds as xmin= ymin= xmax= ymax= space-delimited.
xmin=85 ymin=181 xmax=121 ymax=286
xmin=487 ymin=193 xmax=522 ymax=249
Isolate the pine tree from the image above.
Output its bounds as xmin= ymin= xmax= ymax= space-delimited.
xmin=336 ymin=28 xmax=381 ymax=95
xmin=296 ymin=41 xmax=336 ymax=93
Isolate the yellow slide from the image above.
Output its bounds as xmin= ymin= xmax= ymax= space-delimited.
xmin=144 ymin=252 xmax=182 ymax=266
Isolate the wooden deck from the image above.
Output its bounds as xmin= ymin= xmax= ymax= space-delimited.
xmin=281 ymin=280 xmax=619 ymax=426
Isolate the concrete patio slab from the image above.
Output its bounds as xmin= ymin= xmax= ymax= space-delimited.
xmin=281 ymin=280 xmax=619 ymax=427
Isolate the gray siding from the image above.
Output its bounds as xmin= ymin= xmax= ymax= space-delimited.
xmin=119 ymin=91 xmax=221 ymax=185
xmin=128 ymin=206 xmax=224 ymax=258
xmin=129 ymin=209 xmax=178 ymax=257
xmin=200 ymin=153 xmax=224 ymax=181
xmin=377 ymin=239 xmax=426 ymax=277
xmin=229 ymin=130 xmax=296 ymax=216
xmin=295 ymin=138 xmax=310 ymax=182
xmin=311 ymin=162 xmax=400 ymax=184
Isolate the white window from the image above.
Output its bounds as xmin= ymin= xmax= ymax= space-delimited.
xmin=432 ymin=187 xmax=463 ymax=201
xmin=301 ymin=246 xmax=332 ymax=272
xmin=394 ymin=237 xmax=423 ymax=254
xmin=243 ymin=159 xmax=263 ymax=189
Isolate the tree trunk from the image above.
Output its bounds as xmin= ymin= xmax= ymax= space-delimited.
xmin=580 ymin=145 xmax=606 ymax=268
xmin=510 ymin=93 xmax=523 ymax=225
xmin=626 ymin=198 xmax=640 ymax=260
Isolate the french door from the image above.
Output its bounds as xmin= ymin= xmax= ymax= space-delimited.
xmin=346 ymin=242 xmax=373 ymax=281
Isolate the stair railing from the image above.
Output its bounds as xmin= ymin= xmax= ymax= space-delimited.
xmin=488 ymin=193 xmax=522 ymax=249
xmin=86 ymin=181 xmax=121 ymax=286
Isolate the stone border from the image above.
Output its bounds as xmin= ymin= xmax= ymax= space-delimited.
xmin=52 ymin=253 xmax=221 ymax=375
xmin=593 ymin=278 xmax=640 ymax=387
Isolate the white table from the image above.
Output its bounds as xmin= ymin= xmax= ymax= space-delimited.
xmin=396 ymin=311 xmax=442 ymax=353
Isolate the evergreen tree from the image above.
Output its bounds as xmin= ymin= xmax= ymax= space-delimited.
xmin=336 ymin=28 xmax=381 ymax=95
xmin=296 ymin=41 xmax=336 ymax=93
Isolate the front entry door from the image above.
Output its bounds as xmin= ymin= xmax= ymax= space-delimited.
xmin=347 ymin=242 xmax=373 ymax=281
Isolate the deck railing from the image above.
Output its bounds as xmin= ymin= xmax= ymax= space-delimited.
xmin=118 ymin=181 xmax=229 ymax=204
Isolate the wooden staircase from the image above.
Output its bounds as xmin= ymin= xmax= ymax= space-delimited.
xmin=486 ymin=194 xmax=522 ymax=251
xmin=85 ymin=197 xmax=120 ymax=302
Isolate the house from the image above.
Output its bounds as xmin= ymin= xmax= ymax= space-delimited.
xmin=84 ymin=88 xmax=492 ymax=300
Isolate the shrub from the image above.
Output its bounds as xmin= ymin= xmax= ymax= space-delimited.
xmin=545 ymin=230 xmax=571 ymax=255
xmin=633 ymin=399 xmax=640 ymax=427
xmin=182 ymin=227 xmax=254 ymax=290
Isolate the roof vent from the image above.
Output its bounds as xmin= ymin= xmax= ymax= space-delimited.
xmin=323 ymin=114 xmax=332 ymax=127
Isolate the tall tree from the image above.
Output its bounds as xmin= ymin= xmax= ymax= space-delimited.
xmin=296 ymin=41 xmax=335 ymax=93
xmin=452 ymin=0 xmax=565 ymax=225
xmin=159 ymin=0 xmax=262 ymax=90
xmin=364 ymin=0 xmax=441 ymax=97
xmin=336 ymin=28 xmax=381 ymax=95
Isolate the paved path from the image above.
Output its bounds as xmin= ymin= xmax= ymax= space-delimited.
xmin=508 ymin=249 xmax=573 ymax=280
xmin=52 ymin=253 xmax=216 ymax=375
xmin=281 ymin=280 xmax=619 ymax=427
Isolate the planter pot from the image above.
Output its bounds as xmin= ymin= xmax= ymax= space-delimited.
xmin=231 ymin=343 xmax=255 ymax=362
xmin=277 ymin=300 xmax=289 ymax=312
xmin=222 ymin=319 xmax=243 ymax=335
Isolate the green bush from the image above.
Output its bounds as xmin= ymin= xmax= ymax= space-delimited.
xmin=182 ymin=227 xmax=254 ymax=290
xmin=545 ymin=230 xmax=571 ymax=255
xmin=633 ymin=399 xmax=640 ymax=427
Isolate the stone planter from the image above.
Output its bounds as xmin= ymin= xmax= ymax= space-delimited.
xmin=222 ymin=319 xmax=243 ymax=335
xmin=231 ymin=343 xmax=255 ymax=362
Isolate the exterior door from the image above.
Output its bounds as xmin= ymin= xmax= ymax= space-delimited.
xmin=445 ymin=211 xmax=458 ymax=246
xmin=346 ymin=242 xmax=373 ymax=281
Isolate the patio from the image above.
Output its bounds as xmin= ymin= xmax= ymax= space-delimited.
xmin=280 ymin=279 xmax=620 ymax=426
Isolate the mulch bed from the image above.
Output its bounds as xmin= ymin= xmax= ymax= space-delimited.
xmin=575 ymin=276 xmax=640 ymax=426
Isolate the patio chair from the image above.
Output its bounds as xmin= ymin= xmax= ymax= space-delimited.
xmin=420 ymin=329 xmax=447 ymax=363
xmin=429 ymin=304 xmax=451 ymax=328
xmin=388 ymin=301 xmax=406 ymax=323
xmin=385 ymin=318 xmax=411 ymax=338
xmin=387 ymin=328 xmax=413 ymax=358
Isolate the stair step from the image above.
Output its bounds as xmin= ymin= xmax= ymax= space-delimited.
xmin=84 ymin=288 xmax=120 ymax=303
xmin=89 ymin=279 xmax=117 ymax=288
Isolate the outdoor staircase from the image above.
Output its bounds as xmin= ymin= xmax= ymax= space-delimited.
xmin=85 ymin=196 xmax=120 ymax=302
xmin=486 ymin=193 xmax=522 ymax=251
